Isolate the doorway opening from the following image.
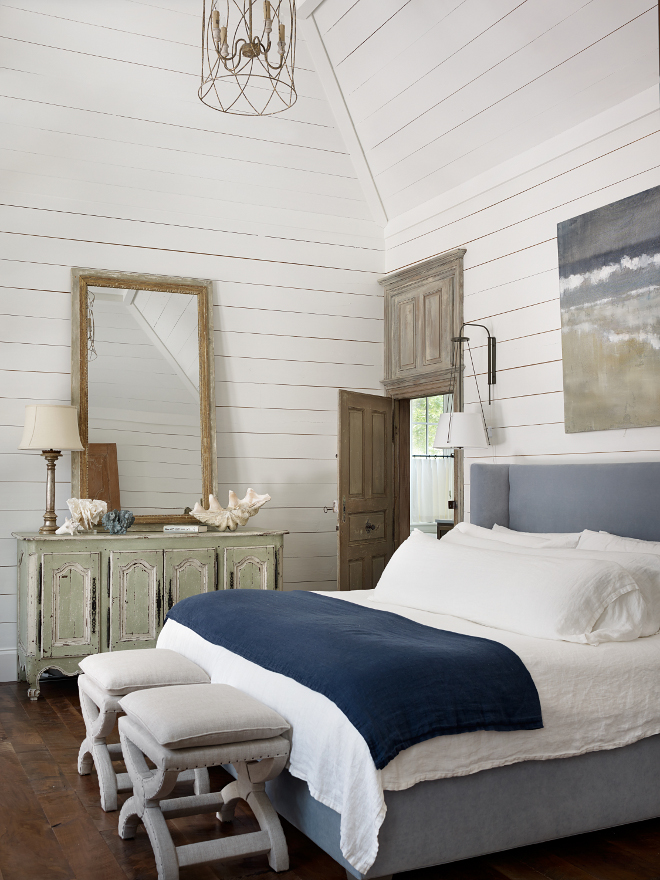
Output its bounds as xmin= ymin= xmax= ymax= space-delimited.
xmin=410 ymin=395 xmax=454 ymax=536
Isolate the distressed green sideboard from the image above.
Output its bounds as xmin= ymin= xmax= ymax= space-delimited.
xmin=13 ymin=529 xmax=286 ymax=700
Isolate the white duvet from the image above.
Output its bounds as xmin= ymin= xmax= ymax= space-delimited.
xmin=158 ymin=592 xmax=660 ymax=874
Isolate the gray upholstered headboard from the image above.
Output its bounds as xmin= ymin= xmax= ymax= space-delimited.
xmin=470 ymin=463 xmax=660 ymax=542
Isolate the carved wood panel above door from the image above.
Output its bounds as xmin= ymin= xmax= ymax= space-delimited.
xmin=381 ymin=249 xmax=465 ymax=399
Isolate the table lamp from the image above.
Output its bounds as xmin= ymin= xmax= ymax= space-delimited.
xmin=19 ymin=405 xmax=84 ymax=533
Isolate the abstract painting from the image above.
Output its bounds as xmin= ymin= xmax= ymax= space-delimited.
xmin=558 ymin=185 xmax=660 ymax=433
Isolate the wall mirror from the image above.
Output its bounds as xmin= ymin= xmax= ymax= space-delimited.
xmin=71 ymin=269 xmax=217 ymax=524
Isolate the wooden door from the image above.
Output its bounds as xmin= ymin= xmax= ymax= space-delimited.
xmin=338 ymin=391 xmax=394 ymax=590
xmin=164 ymin=548 xmax=216 ymax=615
xmin=224 ymin=546 xmax=275 ymax=590
xmin=41 ymin=552 xmax=101 ymax=658
xmin=109 ymin=550 xmax=162 ymax=650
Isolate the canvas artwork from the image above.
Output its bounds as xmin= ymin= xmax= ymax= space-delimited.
xmin=558 ymin=184 xmax=660 ymax=434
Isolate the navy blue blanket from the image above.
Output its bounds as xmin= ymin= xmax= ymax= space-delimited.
xmin=167 ymin=591 xmax=542 ymax=769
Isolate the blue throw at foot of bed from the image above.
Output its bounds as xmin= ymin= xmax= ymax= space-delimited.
xmin=167 ymin=591 xmax=543 ymax=769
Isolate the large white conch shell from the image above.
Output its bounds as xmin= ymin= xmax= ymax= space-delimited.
xmin=191 ymin=489 xmax=271 ymax=531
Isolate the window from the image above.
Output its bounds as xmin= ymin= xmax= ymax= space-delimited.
xmin=411 ymin=395 xmax=451 ymax=456
xmin=410 ymin=395 xmax=453 ymax=534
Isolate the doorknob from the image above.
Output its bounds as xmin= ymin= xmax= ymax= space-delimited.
xmin=365 ymin=520 xmax=378 ymax=533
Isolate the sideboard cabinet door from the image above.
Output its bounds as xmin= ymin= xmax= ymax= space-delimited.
xmin=109 ymin=550 xmax=162 ymax=651
xmin=223 ymin=546 xmax=275 ymax=591
xmin=164 ymin=548 xmax=216 ymax=614
xmin=41 ymin=552 xmax=101 ymax=659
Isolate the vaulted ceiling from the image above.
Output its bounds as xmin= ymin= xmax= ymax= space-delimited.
xmin=299 ymin=0 xmax=660 ymax=224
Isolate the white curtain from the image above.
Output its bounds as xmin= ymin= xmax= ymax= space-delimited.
xmin=410 ymin=457 xmax=453 ymax=523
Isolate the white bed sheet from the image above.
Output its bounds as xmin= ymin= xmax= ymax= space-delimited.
xmin=158 ymin=590 xmax=660 ymax=874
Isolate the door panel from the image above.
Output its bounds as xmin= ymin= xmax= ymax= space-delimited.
xmin=395 ymin=297 xmax=417 ymax=373
xmin=224 ymin=547 xmax=275 ymax=591
xmin=164 ymin=548 xmax=216 ymax=614
xmin=338 ymin=390 xmax=394 ymax=591
xmin=110 ymin=550 xmax=161 ymax=650
xmin=41 ymin=552 xmax=101 ymax=658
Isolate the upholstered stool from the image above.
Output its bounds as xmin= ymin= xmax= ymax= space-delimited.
xmin=117 ymin=683 xmax=291 ymax=880
xmin=77 ymin=649 xmax=211 ymax=811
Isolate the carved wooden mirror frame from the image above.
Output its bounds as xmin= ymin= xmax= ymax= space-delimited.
xmin=70 ymin=268 xmax=217 ymax=525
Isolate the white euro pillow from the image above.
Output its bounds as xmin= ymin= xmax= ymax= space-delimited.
xmin=492 ymin=523 xmax=582 ymax=548
xmin=373 ymin=530 xmax=648 ymax=645
xmin=457 ymin=521 xmax=580 ymax=549
xmin=578 ymin=530 xmax=660 ymax=556
xmin=444 ymin=527 xmax=660 ymax=638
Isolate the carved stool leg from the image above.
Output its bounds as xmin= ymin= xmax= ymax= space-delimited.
xmin=78 ymin=682 xmax=121 ymax=811
xmin=77 ymin=736 xmax=94 ymax=776
xmin=248 ymin=790 xmax=289 ymax=871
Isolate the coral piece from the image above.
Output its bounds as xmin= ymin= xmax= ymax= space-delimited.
xmin=66 ymin=498 xmax=107 ymax=531
xmin=55 ymin=517 xmax=83 ymax=536
xmin=191 ymin=489 xmax=271 ymax=531
xmin=102 ymin=509 xmax=135 ymax=535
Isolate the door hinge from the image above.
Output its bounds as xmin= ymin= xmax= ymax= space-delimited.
xmin=229 ymin=571 xmax=234 ymax=589
xmin=106 ymin=608 xmax=110 ymax=649
xmin=168 ymin=580 xmax=173 ymax=610
xmin=342 ymin=497 xmax=346 ymax=523
xmin=91 ymin=577 xmax=97 ymax=635
xmin=157 ymin=580 xmax=162 ymax=626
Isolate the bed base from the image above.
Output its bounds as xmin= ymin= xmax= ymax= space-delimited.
xmin=267 ymin=733 xmax=660 ymax=879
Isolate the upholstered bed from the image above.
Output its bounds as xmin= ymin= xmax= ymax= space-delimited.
xmin=160 ymin=462 xmax=660 ymax=880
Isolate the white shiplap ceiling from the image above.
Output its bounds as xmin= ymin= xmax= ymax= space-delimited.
xmin=300 ymin=0 xmax=660 ymax=224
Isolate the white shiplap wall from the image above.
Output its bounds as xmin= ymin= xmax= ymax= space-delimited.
xmin=385 ymin=87 xmax=660 ymax=521
xmin=0 ymin=0 xmax=385 ymax=680
xmin=314 ymin=0 xmax=660 ymax=219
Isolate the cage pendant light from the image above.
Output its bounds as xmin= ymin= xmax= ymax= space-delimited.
xmin=199 ymin=0 xmax=297 ymax=116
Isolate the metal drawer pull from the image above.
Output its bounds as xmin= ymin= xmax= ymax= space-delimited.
xmin=365 ymin=520 xmax=378 ymax=533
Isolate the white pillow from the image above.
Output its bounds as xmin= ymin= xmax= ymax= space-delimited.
xmin=493 ymin=523 xmax=582 ymax=548
xmin=444 ymin=528 xmax=660 ymax=637
xmin=457 ymin=521 xmax=580 ymax=549
xmin=373 ymin=530 xmax=648 ymax=644
xmin=578 ymin=530 xmax=660 ymax=556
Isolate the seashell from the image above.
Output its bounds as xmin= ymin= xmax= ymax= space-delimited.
xmin=190 ymin=489 xmax=271 ymax=531
xmin=66 ymin=498 xmax=108 ymax=531
xmin=55 ymin=517 xmax=83 ymax=536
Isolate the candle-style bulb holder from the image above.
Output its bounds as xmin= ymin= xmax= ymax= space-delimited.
xmin=41 ymin=450 xmax=63 ymax=534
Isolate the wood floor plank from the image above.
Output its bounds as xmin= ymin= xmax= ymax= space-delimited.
xmin=540 ymin=836 xmax=660 ymax=880
xmin=37 ymin=789 xmax=128 ymax=880
xmin=0 ymin=740 xmax=75 ymax=880
xmin=494 ymin=848 xmax=600 ymax=880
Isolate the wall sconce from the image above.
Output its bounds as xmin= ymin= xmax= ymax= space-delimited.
xmin=19 ymin=405 xmax=84 ymax=533
xmin=434 ymin=323 xmax=496 ymax=450
xmin=454 ymin=323 xmax=496 ymax=405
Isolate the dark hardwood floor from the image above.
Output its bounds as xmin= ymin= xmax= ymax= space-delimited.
xmin=1 ymin=677 xmax=660 ymax=880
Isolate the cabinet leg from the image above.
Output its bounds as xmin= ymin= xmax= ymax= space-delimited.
xmin=27 ymin=682 xmax=41 ymax=701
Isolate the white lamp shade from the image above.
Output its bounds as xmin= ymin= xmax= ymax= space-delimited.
xmin=19 ymin=405 xmax=84 ymax=451
xmin=433 ymin=412 xmax=489 ymax=449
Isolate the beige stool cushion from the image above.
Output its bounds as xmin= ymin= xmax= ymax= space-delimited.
xmin=79 ymin=649 xmax=210 ymax=696
xmin=119 ymin=683 xmax=290 ymax=750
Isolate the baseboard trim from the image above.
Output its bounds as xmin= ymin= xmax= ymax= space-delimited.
xmin=0 ymin=649 xmax=17 ymax=683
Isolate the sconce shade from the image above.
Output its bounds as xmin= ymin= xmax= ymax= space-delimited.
xmin=434 ymin=412 xmax=489 ymax=449
xmin=19 ymin=405 xmax=84 ymax=451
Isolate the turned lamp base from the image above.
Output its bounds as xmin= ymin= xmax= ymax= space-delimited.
xmin=40 ymin=450 xmax=63 ymax=534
